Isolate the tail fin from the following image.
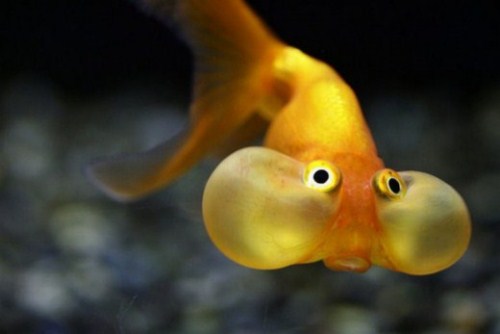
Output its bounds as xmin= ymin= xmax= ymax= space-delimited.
xmin=88 ymin=0 xmax=286 ymax=201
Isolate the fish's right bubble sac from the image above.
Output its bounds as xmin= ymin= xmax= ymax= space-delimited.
xmin=373 ymin=170 xmax=471 ymax=275
xmin=202 ymin=147 xmax=339 ymax=270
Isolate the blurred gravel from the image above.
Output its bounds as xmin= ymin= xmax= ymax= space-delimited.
xmin=0 ymin=71 xmax=499 ymax=333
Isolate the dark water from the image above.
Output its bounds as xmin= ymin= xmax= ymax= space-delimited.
xmin=1 ymin=1 xmax=499 ymax=333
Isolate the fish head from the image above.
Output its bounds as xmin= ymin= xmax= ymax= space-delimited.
xmin=202 ymin=147 xmax=471 ymax=275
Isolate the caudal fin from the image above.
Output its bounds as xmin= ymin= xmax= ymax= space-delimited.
xmin=87 ymin=0 xmax=288 ymax=200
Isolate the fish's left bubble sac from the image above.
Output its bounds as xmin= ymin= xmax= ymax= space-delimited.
xmin=373 ymin=171 xmax=471 ymax=275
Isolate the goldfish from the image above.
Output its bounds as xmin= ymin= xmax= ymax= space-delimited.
xmin=88 ymin=0 xmax=471 ymax=275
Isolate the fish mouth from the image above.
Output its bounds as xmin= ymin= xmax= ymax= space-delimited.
xmin=325 ymin=256 xmax=371 ymax=273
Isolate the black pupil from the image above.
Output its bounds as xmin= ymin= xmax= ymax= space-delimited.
xmin=313 ymin=169 xmax=330 ymax=184
xmin=388 ymin=178 xmax=401 ymax=194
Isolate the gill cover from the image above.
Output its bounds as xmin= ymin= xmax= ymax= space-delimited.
xmin=374 ymin=171 xmax=471 ymax=275
xmin=202 ymin=147 xmax=341 ymax=269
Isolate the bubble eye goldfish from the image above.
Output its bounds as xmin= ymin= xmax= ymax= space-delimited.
xmin=88 ymin=0 xmax=471 ymax=275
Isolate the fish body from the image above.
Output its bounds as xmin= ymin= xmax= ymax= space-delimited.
xmin=261 ymin=48 xmax=387 ymax=271
xmin=88 ymin=0 xmax=471 ymax=275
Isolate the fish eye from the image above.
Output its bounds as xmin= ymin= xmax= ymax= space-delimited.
xmin=388 ymin=177 xmax=401 ymax=194
xmin=303 ymin=160 xmax=341 ymax=192
xmin=373 ymin=169 xmax=406 ymax=199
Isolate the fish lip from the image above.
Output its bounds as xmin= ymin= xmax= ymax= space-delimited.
xmin=325 ymin=256 xmax=371 ymax=273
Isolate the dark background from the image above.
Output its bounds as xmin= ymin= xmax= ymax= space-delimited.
xmin=2 ymin=0 xmax=499 ymax=95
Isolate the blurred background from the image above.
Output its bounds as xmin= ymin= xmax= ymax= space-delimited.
xmin=1 ymin=0 xmax=499 ymax=333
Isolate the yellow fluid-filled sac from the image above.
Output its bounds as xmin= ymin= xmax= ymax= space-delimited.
xmin=203 ymin=147 xmax=341 ymax=269
xmin=374 ymin=171 xmax=471 ymax=275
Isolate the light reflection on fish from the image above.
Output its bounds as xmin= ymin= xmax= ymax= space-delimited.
xmin=87 ymin=0 xmax=471 ymax=275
